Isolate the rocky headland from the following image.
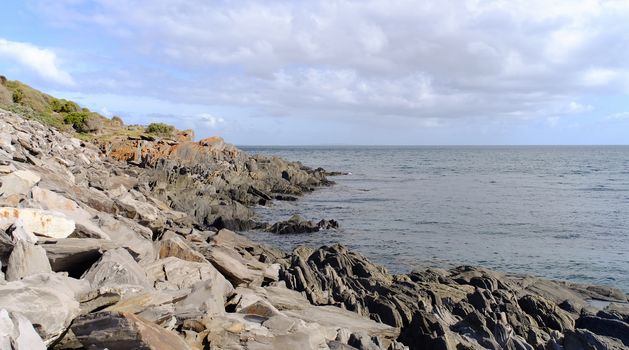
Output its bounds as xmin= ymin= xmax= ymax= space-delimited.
xmin=0 ymin=79 xmax=627 ymax=350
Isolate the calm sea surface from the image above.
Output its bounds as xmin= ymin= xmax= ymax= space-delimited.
xmin=240 ymin=146 xmax=629 ymax=291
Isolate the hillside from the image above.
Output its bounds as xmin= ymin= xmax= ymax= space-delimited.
xmin=0 ymin=76 xmax=192 ymax=142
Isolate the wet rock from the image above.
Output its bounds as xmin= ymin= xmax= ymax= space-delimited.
xmin=71 ymin=311 xmax=192 ymax=350
xmin=5 ymin=240 xmax=52 ymax=281
xmin=267 ymin=214 xmax=339 ymax=234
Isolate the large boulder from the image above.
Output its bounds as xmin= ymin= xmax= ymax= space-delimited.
xmin=82 ymin=248 xmax=152 ymax=291
xmin=71 ymin=311 xmax=192 ymax=350
xmin=0 ymin=273 xmax=89 ymax=344
xmin=5 ymin=240 xmax=52 ymax=281
xmin=0 ymin=207 xmax=75 ymax=239
xmin=31 ymin=186 xmax=110 ymax=240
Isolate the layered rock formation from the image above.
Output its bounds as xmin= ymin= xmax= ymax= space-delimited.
xmin=96 ymin=133 xmax=333 ymax=231
xmin=0 ymin=107 xmax=627 ymax=350
xmin=277 ymin=245 xmax=628 ymax=349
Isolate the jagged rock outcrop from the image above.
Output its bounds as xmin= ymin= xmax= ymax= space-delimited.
xmin=95 ymin=132 xmax=334 ymax=231
xmin=277 ymin=244 xmax=629 ymax=349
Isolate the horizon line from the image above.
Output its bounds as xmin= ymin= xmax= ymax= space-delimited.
xmin=236 ymin=144 xmax=629 ymax=147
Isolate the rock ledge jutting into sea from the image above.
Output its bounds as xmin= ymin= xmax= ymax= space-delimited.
xmin=0 ymin=106 xmax=627 ymax=350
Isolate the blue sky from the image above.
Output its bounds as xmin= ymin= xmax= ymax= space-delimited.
xmin=1 ymin=0 xmax=628 ymax=145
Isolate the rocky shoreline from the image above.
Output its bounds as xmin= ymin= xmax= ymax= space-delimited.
xmin=0 ymin=108 xmax=627 ymax=350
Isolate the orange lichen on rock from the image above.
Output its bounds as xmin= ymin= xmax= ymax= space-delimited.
xmin=199 ymin=136 xmax=224 ymax=146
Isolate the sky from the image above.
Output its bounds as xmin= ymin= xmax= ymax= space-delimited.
xmin=1 ymin=0 xmax=628 ymax=145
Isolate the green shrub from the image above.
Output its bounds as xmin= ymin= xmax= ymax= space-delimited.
xmin=146 ymin=122 xmax=175 ymax=136
xmin=63 ymin=111 xmax=89 ymax=130
xmin=12 ymin=88 xmax=24 ymax=104
xmin=50 ymin=99 xmax=80 ymax=113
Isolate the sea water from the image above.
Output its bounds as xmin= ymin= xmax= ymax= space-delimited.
xmin=240 ymin=146 xmax=629 ymax=291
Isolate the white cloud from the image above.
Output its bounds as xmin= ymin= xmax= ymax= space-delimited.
xmin=29 ymin=0 xmax=629 ymax=124
xmin=198 ymin=113 xmax=225 ymax=129
xmin=0 ymin=38 xmax=74 ymax=86
xmin=566 ymin=101 xmax=592 ymax=114
xmin=581 ymin=68 xmax=617 ymax=86
xmin=606 ymin=112 xmax=629 ymax=121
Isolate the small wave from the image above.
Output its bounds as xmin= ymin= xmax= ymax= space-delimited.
xmin=416 ymin=220 xmax=441 ymax=225
xmin=553 ymin=233 xmax=581 ymax=239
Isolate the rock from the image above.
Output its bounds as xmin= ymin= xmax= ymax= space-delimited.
xmin=82 ymin=247 xmax=152 ymax=291
xmin=115 ymin=191 xmax=165 ymax=229
xmin=206 ymin=246 xmax=264 ymax=286
xmin=95 ymin=214 xmax=155 ymax=263
xmin=267 ymin=214 xmax=339 ymax=234
xmin=575 ymin=315 xmax=629 ymax=346
xmin=40 ymin=238 xmax=117 ymax=277
xmin=564 ymin=329 xmax=627 ymax=350
xmin=348 ymin=331 xmax=382 ymax=350
xmin=598 ymin=303 xmax=629 ymax=323
xmin=0 ymin=170 xmax=40 ymax=198
xmin=0 ymin=309 xmax=46 ymax=350
xmin=239 ymin=299 xmax=282 ymax=318
xmin=398 ymin=310 xmax=456 ymax=350
xmin=146 ymin=256 xmax=232 ymax=292
xmin=71 ymin=311 xmax=192 ymax=350
xmin=79 ymin=289 xmax=122 ymax=315
xmin=4 ymin=219 xmax=37 ymax=244
xmin=518 ymin=294 xmax=575 ymax=332
xmin=0 ymin=273 xmax=88 ymax=344
xmin=31 ymin=186 xmax=110 ymax=240
xmin=0 ymin=207 xmax=75 ymax=239
xmin=5 ymin=240 xmax=52 ymax=281
xmin=158 ymin=235 xmax=206 ymax=263
xmin=174 ymin=277 xmax=234 ymax=319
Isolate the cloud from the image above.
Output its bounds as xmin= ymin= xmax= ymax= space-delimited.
xmin=28 ymin=0 xmax=629 ymax=125
xmin=0 ymin=38 xmax=74 ymax=85
xmin=198 ymin=113 xmax=225 ymax=129
xmin=606 ymin=112 xmax=629 ymax=121
xmin=565 ymin=101 xmax=593 ymax=114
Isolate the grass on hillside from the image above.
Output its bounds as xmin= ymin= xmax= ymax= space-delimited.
xmin=0 ymin=75 xmax=182 ymax=142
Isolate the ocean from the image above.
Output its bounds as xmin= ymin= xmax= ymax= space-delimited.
xmin=240 ymin=146 xmax=629 ymax=291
